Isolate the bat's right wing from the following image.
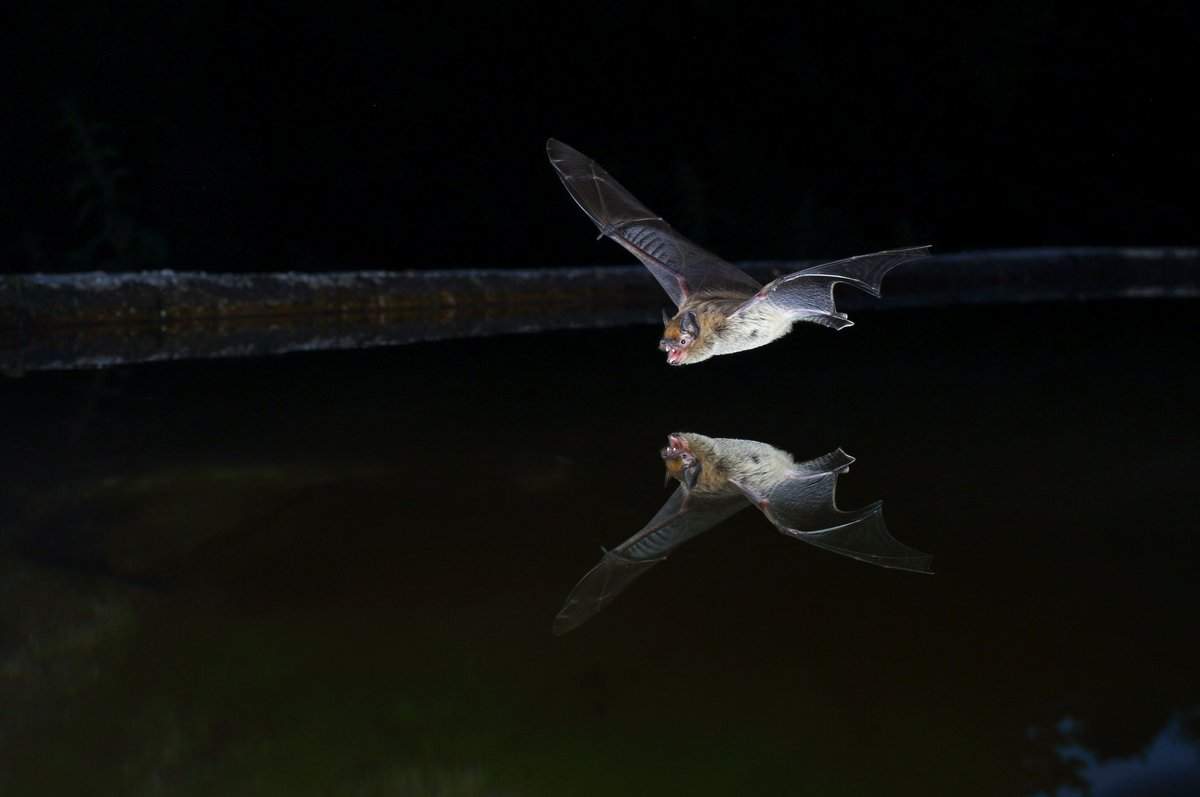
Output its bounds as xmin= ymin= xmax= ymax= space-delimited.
xmin=733 ymin=449 xmax=933 ymax=573
xmin=553 ymin=486 xmax=748 ymax=635
xmin=547 ymin=139 xmax=762 ymax=307
xmin=776 ymin=500 xmax=933 ymax=573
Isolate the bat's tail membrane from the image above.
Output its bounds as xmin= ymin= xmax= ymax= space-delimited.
xmin=792 ymin=447 xmax=855 ymax=476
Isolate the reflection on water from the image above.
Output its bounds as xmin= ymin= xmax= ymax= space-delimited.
xmin=555 ymin=435 xmax=929 ymax=634
xmin=1 ymin=301 xmax=1199 ymax=795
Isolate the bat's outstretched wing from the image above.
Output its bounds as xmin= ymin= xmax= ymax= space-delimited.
xmin=547 ymin=139 xmax=761 ymax=308
xmin=553 ymin=486 xmax=748 ymax=634
xmin=777 ymin=503 xmax=933 ymax=573
xmin=732 ymin=246 xmax=931 ymax=329
xmin=733 ymin=448 xmax=933 ymax=573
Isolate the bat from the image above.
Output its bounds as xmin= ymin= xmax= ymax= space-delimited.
xmin=547 ymin=139 xmax=930 ymax=364
xmin=553 ymin=433 xmax=932 ymax=634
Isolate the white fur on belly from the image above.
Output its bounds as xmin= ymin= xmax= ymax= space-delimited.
xmin=710 ymin=303 xmax=794 ymax=356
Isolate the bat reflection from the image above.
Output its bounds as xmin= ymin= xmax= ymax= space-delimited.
xmin=554 ymin=433 xmax=931 ymax=635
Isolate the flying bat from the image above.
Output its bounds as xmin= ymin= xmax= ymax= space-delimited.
xmin=553 ymin=433 xmax=932 ymax=634
xmin=547 ymin=139 xmax=930 ymax=365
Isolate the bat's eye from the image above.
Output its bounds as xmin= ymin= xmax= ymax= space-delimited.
xmin=678 ymin=335 xmax=690 ymax=346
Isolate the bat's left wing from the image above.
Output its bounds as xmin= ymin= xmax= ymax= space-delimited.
xmin=731 ymin=246 xmax=930 ymax=329
xmin=554 ymin=486 xmax=748 ymax=634
xmin=547 ymin=139 xmax=762 ymax=307
xmin=732 ymin=449 xmax=933 ymax=573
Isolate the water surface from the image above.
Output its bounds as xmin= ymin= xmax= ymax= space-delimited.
xmin=2 ymin=300 xmax=1198 ymax=796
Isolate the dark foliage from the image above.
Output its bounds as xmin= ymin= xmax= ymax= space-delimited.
xmin=5 ymin=2 xmax=1197 ymax=271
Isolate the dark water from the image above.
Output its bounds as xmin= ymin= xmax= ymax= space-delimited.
xmin=2 ymin=300 xmax=1199 ymax=796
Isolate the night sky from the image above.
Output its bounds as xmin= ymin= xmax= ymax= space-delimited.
xmin=6 ymin=2 xmax=1197 ymax=273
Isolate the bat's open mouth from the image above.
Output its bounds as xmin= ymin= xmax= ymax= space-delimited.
xmin=665 ymin=348 xmax=684 ymax=365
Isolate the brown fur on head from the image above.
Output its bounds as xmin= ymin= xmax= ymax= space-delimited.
xmin=660 ymin=433 xmax=727 ymax=492
xmin=659 ymin=310 xmax=703 ymax=365
xmin=660 ymin=432 xmax=700 ymax=487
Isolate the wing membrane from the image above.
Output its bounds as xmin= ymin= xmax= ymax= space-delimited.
xmin=547 ymin=139 xmax=761 ymax=306
xmin=741 ymin=246 xmax=930 ymax=328
xmin=553 ymin=487 xmax=748 ymax=634
xmin=733 ymin=449 xmax=933 ymax=574
xmin=778 ymin=502 xmax=933 ymax=573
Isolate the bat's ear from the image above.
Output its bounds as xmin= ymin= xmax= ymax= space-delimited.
xmin=680 ymin=311 xmax=700 ymax=338
xmin=682 ymin=461 xmax=702 ymax=490
xmin=661 ymin=308 xmax=673 ymax=327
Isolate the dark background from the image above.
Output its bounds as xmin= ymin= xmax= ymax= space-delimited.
xmin=4 ymin=5 xmax=1200 ymax=794
xmin=5 ymin=1 xmax=1197 ymax=274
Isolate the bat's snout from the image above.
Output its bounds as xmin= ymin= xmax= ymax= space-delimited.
xmin=660 ymin=339 xmax=687 ymax=365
